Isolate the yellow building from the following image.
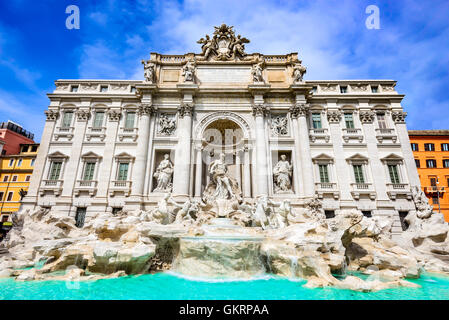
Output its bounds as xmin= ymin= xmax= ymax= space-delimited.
xmin=0 ymin=143 xmax=39 ymax=223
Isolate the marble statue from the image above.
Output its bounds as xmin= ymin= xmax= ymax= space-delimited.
xmin=271 ymin=115 xmax=288 ymax=136
xmin=197 ymin=24 xmax=250 ymax=61
xmin=182 ymin=60 xmax=196 ymax=82
xmin=206 ymin=153 xmax=239 ymax=200
xmin=153 ymin=154 xmax=174 ymax=192
xmin=142 ymin=60 xmax=155 ymax=83
xmin=252 ymin=61 xmax=264 ymax=83
xmin=252 ymin=195 xmax=278 ymax=230
xmin=273 ymin=155 xmax=293 ymax=193
xmin=157 ymin=114 xmax=176 ymax=136
xmin=143 ymin=192 xmax=178 ymax=224
xmin=305 ymin=195 xmax=325 ymax=220
xmin=197 ymin=35 xmax=217 ymax=60
xmin=268 ymin=200 xmax=291 ymax=229
xmin=412 ymin=186 xmax=433 ymax=219
xmin=292 ymin=62 xmax=306 ymax=83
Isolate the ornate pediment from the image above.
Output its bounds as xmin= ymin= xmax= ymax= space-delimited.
xmin=197 ymin=24 xmax=250 ymax=61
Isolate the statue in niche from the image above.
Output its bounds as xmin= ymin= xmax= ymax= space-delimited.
xmin=273 ymin=155 xmax=293 ymax=193
xmin=153 ymin=154 xmax=174 ymax=192
xmin=203 ymin=153 xmax=242 ymax=204
xmin=271 ymin=115 xmax=288 ymax=136
xmin=251 ymin=61 xmax=264 ymax=83
xmin=142 ymin=60 xmax=155 ymax=83
xmin=182 ymin=59 xmax=196 ymax=82
xmin=157 ymin=114 xmax=176 ymax=136
xmin=292 ymin=62 xmax=307 ymax=83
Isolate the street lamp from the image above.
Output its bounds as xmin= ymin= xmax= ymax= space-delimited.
xmin=437 ymin=177 xmax=441 ymax=213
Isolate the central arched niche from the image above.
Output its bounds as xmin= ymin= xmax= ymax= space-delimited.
xmin=199 ymin=118 xmax=246 ymax=195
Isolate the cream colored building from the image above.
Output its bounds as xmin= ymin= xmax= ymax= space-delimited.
xmin=21 ymin=25 xmax=420 ymax=234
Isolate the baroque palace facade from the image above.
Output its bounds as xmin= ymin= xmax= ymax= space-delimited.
xmin=21 ymin=25 xmax=419 ymax=233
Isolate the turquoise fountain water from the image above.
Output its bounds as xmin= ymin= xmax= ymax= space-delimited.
xmin=1 ymin=272 xmax=448 ymax=300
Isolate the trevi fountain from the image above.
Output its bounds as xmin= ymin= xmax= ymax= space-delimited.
xmin=0 ymin=25 xmax=449 ymax=299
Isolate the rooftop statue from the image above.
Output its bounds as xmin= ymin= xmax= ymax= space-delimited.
xmin=197 ymin=24 xmax=250 ymax=61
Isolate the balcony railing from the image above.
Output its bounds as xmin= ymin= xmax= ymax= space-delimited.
xmin=310 ymin=128 xmax=327 ymax=135
xmin=342 ymin=128 xmax=361 ymax=134
xmin=425 ymin=186 xmax=445 ymax=193
xmin=376 ymin=128 xmax=395 ymax=135
xmin=109 ymin=180 xmax=132 ymax=197
xmin=315 ymin=182 xmax=337 ymax=189
xmin=43 ymin=179 xmax=63 ymax=187
xmin=387 ymin=183 xmax=408 ymax=189
xmin=40 ymin=180 xmax=63 ymax=196
xmin=352 ymin=183 xmax=370 ymax=190
xmin=74 ymin=180 xmax=98 ymax=196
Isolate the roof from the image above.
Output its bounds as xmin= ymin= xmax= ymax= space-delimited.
xmin=409 ymin=130 xmax=449 ymax=136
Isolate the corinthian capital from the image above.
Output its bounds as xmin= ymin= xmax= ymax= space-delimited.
xmin=76 ymin=110 xmax=91 ymax=121
xmin=289 ymin=103 xmax=308 ymax=118
xmin=359 ymin=110 xmax=375 ymax=124
xmin=327 ymin=110 xmax=342 ymax=123
xmin=108 ymin=110 xmax=122 ymax=121
xmin=392 ymin=111 xmax=407 ymax=124
xmin=138 ymin=103 xmax=157 ymax=116
xmin=252 ymin=103 xmax=270 ymax=117
xmin=44 ymin=110 xmax=59 ymax=121
xmin=178 ymin=102 xmax=194 ymax=118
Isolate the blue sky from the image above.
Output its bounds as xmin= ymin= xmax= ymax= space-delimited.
xmin=0 ymin=0 xmax=448 ymax=141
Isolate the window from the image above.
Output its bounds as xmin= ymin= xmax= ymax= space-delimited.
xmin=424 ymin=143 xmax=435 ymax=151
xmin=61 ymin=111 xmax=73 ymax=128
xmin=17 ymin=159 xmax=22 ymax=167
xmin=353 ymin=165 xmax=365 ymax=183
xmin=117 ymin=163 xmax=129 ymax=181
xmin=12 ymin=175 xmax=17 ymax=182
xmin=70 ymin=85 xmax=78 ymax=92
xmin=31 ymin=145 xmax=38 ymax=152
xmin=430 ymin=178 xmax=437 ymax=186
xmin=324 ymin=210 xmax=335 ymax=219
xmin=0 ymin=192 xmax=3 ymax=201
xmin=371 ymin=86 xmax=378 ymax=93
xmin=3 ymin=176 xmax=8 ymax=182
xmin=30 ymin=159 xmax=35 ymax=167
xmin=318 ymin=164 xmax=329 ymax=183
xmin=75 ymin=207 xmax=87 ymax=228
xmin=362 ymin=211 xmax=372 ymax=218
xmin=83 ymin=162 xmax=96 ymax=181
xmin=399 ymin=212 xmax=409 ymax=231
xmin=49 ymin=161 xmax=62 ymax=180
xmin=130 ymin=87 xmax=136 ymax=93
xmin=432 ymin=196 xmax=439 ymax=205
xmin=25 ymin=175 xmax=31 ymax=182
xmin=6 ymin=192 xmax=13 ymax=201
xmin=411 ymin=143 xmax=419 ymax=151
xmin=112 ymin=207 xmax=123 ymax=215
xmin=311 ymin=113 xmax=322 ymax=129
xmin=21 ymin=145 xmax=28 ymax=153
xmin=377 ymin=113 xmax=387 ymax=129
xmin=344 ymin=113 xmax=354 ymax=129
xmin=125 ymin=112 xmax=136 ymax=129
xmin=388 ymin=165 xmax=400 ymax=184
xmin=415 ymin=159 xmax=420 ymax=168
xmin=340 ymin=86 xmax=347 ymax=93
xmin=426 ymin=159 xmax=437 ymax=168
xmin=93 ymin=112 xmax=104 ymax=128
xmin=444 ymin=160 xmax=449 ymax=168
xmin=100 ymin=85 xmax=108 ymax=92
xmin=311 ymin=86 xmax=317 ymax=93
xmin=8 ymin=159 xmax=14 ymax=167
xmin=442 ymin=143 xmax=449 ymax=151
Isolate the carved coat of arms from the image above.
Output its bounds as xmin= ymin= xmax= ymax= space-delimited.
xmin=197 ymin=24 xmax=250 ymax=61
